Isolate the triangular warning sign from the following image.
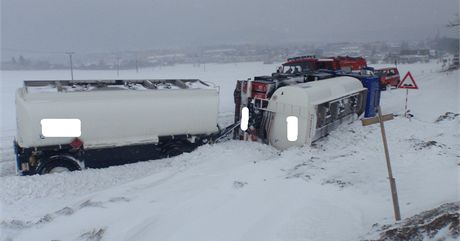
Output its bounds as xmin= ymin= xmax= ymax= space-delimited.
xmin=397 ymin=71 xmax=418 ymax=89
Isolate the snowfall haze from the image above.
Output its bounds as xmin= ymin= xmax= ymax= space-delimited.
xmin=1 ymin=0 xmax=459 ymax=55
xmin=0 ymin=1 xmax=459 ymax=240
xmin=0 ymin=62 xmax=458 ymax=241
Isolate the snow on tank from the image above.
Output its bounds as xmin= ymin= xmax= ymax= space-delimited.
xmin=15 ymin=79 xmax=219 ymax=149
xmin=266 ymin=76 xmax=367 ymax=150
xmin=23 ymin=79 xmax=215 ymax=93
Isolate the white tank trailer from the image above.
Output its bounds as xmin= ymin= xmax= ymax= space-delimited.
xmin=235 ymin=76 xmax=367 ymax=150
xmin=14 ymin=79 xmax=220 ymax=175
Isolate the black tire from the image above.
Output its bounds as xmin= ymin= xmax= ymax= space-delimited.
xmin=163 ymin=141 xmax=197 ymax=158
xmin=38 ymin=158 xmax=81 ymax=175
xmin=165 ymin=146 xmax=184 ymax=158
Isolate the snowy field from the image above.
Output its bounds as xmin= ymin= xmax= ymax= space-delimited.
xmin=0 ymin=61 xmax=458 ymax=241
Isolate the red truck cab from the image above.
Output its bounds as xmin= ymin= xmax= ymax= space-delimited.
xmin=374 ymin=67 xmax=400 ymax=89
xmin=281 ymin=56 xmax=317 ymax=74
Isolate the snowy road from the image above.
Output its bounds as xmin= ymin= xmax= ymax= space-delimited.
xmin=0 ymin=62 xmax=458 ymax=241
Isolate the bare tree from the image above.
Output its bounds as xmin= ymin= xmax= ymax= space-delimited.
xmin=446 ymin=13 xmax=460 ymax=28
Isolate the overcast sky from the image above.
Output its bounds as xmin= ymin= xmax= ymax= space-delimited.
xmin=1 ymin=0 xmax=459 ymax=55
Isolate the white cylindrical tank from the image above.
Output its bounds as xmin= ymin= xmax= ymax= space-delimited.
xmin=15 ymin=80 xmax=219 ymax=149
xmin=266 ymin=76 xmax=366 ymax=150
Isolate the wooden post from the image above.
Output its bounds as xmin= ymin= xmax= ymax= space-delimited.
xmin=377 ymin=106 xmax=401 ymax=221
xmin=362 ymin=106 xmax=401 ymax=221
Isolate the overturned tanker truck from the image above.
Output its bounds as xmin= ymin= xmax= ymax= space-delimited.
xmin=14 ymin=73 xmax=379 ymax=175
xmin=233 ymin=73 xmax=380 ymax=150
xmin=14 ymin=79 xmax=227 ymax=175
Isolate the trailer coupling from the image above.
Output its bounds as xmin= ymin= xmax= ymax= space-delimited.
xmin=211 ymin=121 xmax=241 ymax=143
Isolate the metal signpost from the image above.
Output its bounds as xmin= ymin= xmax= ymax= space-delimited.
xmin=362 ymin=106 xmax=401 ymax=221
xmin=397 ymin=71 xmax=418 ymax=118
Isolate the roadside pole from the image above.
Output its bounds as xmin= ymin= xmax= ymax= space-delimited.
xmin=116 ymin=56 xmax=120 ymax=77
xmin=362 ymin=106 xmax=401 ymax=221
xmin=65 ymin=52 xmax=75 ymax=80
xmin=404 ymin=89 xmax=409 ymax=118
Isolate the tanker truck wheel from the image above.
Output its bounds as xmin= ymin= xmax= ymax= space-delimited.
xmin=38 ymin=157 xmax=81 ymax=175
xmin=163 ymin=141 xmax=196 ymax=158
xmin=165 ymin=146 xmax=183 ymax=158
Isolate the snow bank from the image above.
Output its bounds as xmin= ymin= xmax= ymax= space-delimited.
xmin=0 ymin=62 xmax=458 ymax=241
xmin=364 ymin=202 xmax=459 ymax=241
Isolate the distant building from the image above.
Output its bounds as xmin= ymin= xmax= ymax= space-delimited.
xmin=448 ymin=54 xmax=459 ymax=70
xmin=398 ymin=49 xmax=430 ymax=63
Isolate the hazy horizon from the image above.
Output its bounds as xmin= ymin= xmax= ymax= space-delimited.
xmin=2 ymin=0 xmax=459 ymax=57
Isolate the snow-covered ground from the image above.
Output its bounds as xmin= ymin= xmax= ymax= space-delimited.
xmin=0 ymin=62 xmax=458 ymax=241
